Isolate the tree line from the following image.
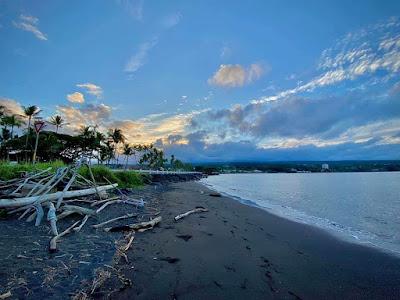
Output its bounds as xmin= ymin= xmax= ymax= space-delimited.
xmin=0 ymin=104 xmax=191 ymax=170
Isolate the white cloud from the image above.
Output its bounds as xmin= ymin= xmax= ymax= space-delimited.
xmin=125 ymin=38 xmax=158 ymax=74
xmin=162 ymin=12 xmax=182 ymax=28
xmin=57 ymin=103 xmax=112 ymax=132
xmin=252 ymin=18 xmax=400 ymax=104
xmin=13 ymin=14 xmax=47 ymax=41
xmin=0 ymin=97 xmax=24 ymax=116
xmin=117 ymin=0 xmax=144 ymax=21
xmin=67 ymin=92 xmax=85 ymax=104
xmin=208 ymin=63 xmax=264 ymax=88
xmin=76 ymin=83 xmax=103 ymax=98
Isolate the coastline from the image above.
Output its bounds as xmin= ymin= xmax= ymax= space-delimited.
xmin=200 ymin=176 xmax=400 ymax=258
xmin=111 ymin=181 xmax=400 ymax=299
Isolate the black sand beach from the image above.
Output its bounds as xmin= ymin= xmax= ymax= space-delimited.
xmin=112 ymin=181 xmax=400 ymax=300
xmin=2 ymin=180 xmax=400 ymax=299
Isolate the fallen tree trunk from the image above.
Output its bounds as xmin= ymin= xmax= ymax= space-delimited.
xmin=174 ymin=207 xmax=208 ymax=221
xmin=0 ymin=184 xmax=117 ymax=208
xmin=104 ymin=216 xmax=162 ymax=232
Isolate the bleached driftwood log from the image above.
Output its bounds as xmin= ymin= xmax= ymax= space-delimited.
xmin=11 ymin=167 xmax=52 ymax=195
xmin=62 ymin=205 xmax=96 ymax=216
xmin=56 ymin=168 xmax=79 ymax=209
xmin=34 ymin=203 xmax=44 ymax=226
xmin=47 ymin=202 xmax=58 ymax=235
xmin=174 ymin=207 xmax=208 ymax=221
xmin=0 ymin=184 xmax=117 ymax=208
xmin=104 ymin=216 xmax=162 ymax=232
xmin=96 ymin=199 xmax=144 ymax=214
xmin=49 ymin=220 xmax=81 ymax=252
xmin=92 ymin=213 xmax=137 ymax=229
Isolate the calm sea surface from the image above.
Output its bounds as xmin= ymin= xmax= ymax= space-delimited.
xmin=201 ymin=172 xmax=400 ymax=255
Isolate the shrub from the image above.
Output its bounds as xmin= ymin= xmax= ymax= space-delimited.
xmin=114 ymin=170 xmax=143 ymax=187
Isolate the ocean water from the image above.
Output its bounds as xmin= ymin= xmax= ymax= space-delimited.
xmin=201 ymin=172 xmax=400 ymax=256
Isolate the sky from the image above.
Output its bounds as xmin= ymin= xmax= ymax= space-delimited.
xmin=0 ymin=0 xmax=400 ymax=162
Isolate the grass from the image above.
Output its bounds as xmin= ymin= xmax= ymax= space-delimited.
xmin=0 ymin=161 xmax=144 ymax=188
xmin=0 ymin=160 xmax=65 ymax=180
xmin=78 ymin=165 xmax=144 ymax=188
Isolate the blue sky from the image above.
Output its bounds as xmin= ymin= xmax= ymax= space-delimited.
xmin=1 ymin=0 xmax=400 ymax=161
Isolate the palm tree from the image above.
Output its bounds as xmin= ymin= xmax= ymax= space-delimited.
xmin=122 ymin=143 xmax=133 ymax=169
xmin=49 ymin=115 xmax=66 ymax=133
xmin=1 ymin=115 xmax=22 ymax=138
xmin=108 ymin=128 xmax=125 ymax=165
xmin=23 ymin=105 xmax=41 ymax=150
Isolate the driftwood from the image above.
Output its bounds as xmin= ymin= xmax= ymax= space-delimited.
xmin=49 ymin=220 xmax=81 ymax=252
xmin=90 ymin=196 xmax=120 ymax=207
xmin=123 ymin=232 xmax=135 ymax=251
xmin=104 ymin=216 xmax=162 ymax=232
xmin=0 ymin=291 xmax=11 ymax=299
xmin=92 ymin=213 xmax=137 ymax=229
xmin=11 ymin=167 xmax=52 ymax=195
xmin=73 ymin=215 xmax=89 ymax=232
xmin=47 ymin=202 xmax=58 ymax=235
xmin=18 ymin=207 xmax=33 ymax=220
xmin=96 ymin=199 xmax=144 ymax=214
xmin=0 ymin=184 xmax=117 ymax=208
xmin=174 ymin=207 xmax=208 ymax=221
xmin=34 ymin=203 xmax=44 ymax=226
xmin=62 ymin=205 xmax=96 ymax=216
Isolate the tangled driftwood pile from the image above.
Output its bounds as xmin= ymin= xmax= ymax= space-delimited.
xmin=0 ymin=158 xmax=153 ymax=253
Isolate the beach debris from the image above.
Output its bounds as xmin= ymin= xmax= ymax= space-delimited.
xmin=49 ymin=220 xmax=81 ymax=252
xmin=0 ymin=156 xmax=155 ymax=253
xmin=174 ymin=206 xmax=208 ymax=221
xmin=0 ymin=291 xmax=12 ymax=299
xmin=92 ymin=213 xmax=137 ymax=229
xmin=90 ymin=268 xmax=112 ymax=295
xmin=104 ymin=216 xmax=162 ymax=232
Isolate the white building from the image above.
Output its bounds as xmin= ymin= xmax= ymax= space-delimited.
xmin=321 ymin=163 xmax=330 ymax=171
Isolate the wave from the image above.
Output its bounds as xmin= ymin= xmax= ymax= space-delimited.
xmin=200 ymin=178 xmax=400 ymax=257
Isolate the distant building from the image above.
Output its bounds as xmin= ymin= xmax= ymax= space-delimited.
xmin=321 ymin=163 xmax=330 ymax=172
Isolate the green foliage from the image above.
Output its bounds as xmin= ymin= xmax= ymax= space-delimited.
xmin=114 ymin=170 xmax=143 ymax=187
xmin=0 ymin=160 xmax=65 ymax=180
xmin=139 ymin=144 xmax=167 ymax=169
xmin=78 ymin=165 xmax=143 ymax=188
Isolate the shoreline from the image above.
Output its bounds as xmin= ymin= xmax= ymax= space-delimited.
xmin=199 ymin=178 xmax=400 ymax=259
xmin=111 ymin=181 xmax=400 ymax=299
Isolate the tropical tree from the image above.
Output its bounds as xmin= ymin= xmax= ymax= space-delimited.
xmin=122 ymin=143 xmax=133 ymax=169
xmin=49 ymin=115 xmax=67 ymax=133
xmin=22 ymin=105 xmax=41 ymax=149
xmin=108 ymin=128 xmax=125 ymax=164
xmin=1 ymin=115 xmax=23 ymax=138
xmin=139 ymin=144 xmax=167 ymax=169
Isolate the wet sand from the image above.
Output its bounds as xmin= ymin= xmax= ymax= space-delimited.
xmin=114 ymin=181 xmax=400 ymax=300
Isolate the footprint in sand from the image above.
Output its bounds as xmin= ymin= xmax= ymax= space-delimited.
xmin=176 ymin=234 xmax=192 ymax=242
